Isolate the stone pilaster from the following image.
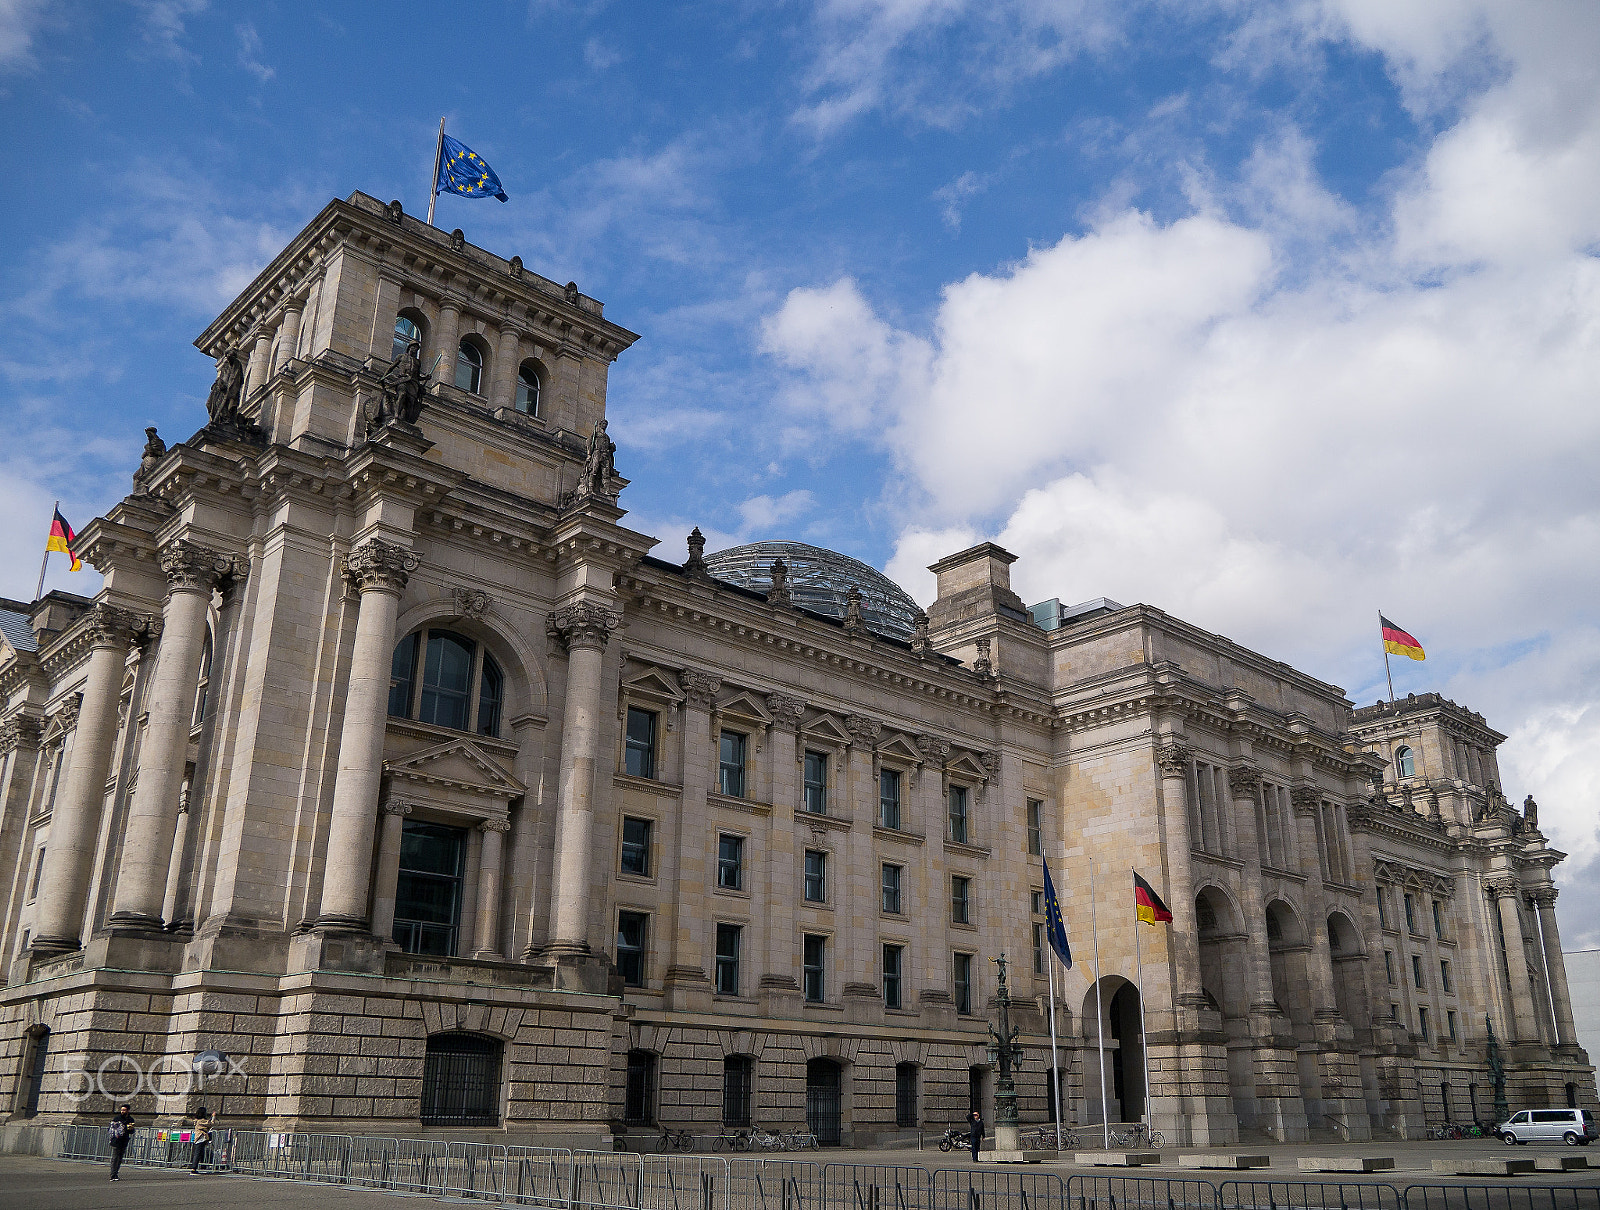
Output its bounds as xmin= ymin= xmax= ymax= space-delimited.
xmin=662 ymin=667 xmax=718 ymax=1009
xmin=315 ymin=539 xmax=417 ymax=931
xmin=369 ymin=799 xmax=412 ymax=942
xmin=1154 ymin=740 xmax=1203 ymax=1006
xmin=473 ymin=816 xmax=511 ymax=960
xmin=31 ymin=605 xmax=156 ymax=953
xmin=1487 ymin=879 xmax=1541 ymax=1044
xmin=490 ymin=323 xmax=522 ymax=410
xmin=760 ymin=692 xmax=805 ymax=1016
xmin=274 ymin=299 xmax=304 ymax=372
xmin=110 ymin=539 xmax=231 ymax=928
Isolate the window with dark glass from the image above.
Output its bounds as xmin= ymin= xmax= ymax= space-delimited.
xmin=388 ymin=629 xmax=504 ymax=738
xmin=1419 ymin=1005 xmax=1430 ymax=1040
xmin=515 ymin=360 xmax=541 ymax=416
xmin=393 ymin=821 xmax=467 ymax=956
xmin=895 ymin=1062 xmax=918 ymax=1127
xmin=392 ymin=314 xmax=421 ymax=362
xmin=192 ymin=631 xmax=213 ymax=727
xmin=616 ymin=911 xmax=647 ymax=986
xmin=1440 ymin=959 xmax=1452 ymax=992
xmin=953 ymin=952 xmax=973 ymax=1014
xmin=1432 ymin=899 xmax=1445 ymax=939
xmin=718 ymin=834 xmax=744 ymax=890
xmin=1447 ymin=1010 xmax=1458 ymax=1041
xmin=1412 ymin=953 xmax=1424 ymax=988
xmin=625 ymin=707 xmax=657 ymax=779
xmin=804 ymin=850 xmax=826 ymax=902
xmin=880 ymin=768 xmax=901 ymax=829
xmin=951 ymin=875 xmax=971 ymax=924
xmin=625 ymin=1050 xmax=656 ymax=1123
xmin=455 ymin=339 xmax=483 ymax=393
xmin=804 ymin=750 xmax=828 ymax=814
xmin=803 ymin=934 xmax=826 ymax=1002
xmin=722 ymin=1055 xmax=753 ymax=1125
xmin=620 ymin=817 xmax=651 ymax=876
xmin=1377 ymin=888 xmax=1390 ymax=930
xmin=948 ymin=785 xmax=969 ymax=844
xmin=882 ymin=863 xmax=902 ymax=914
xmin=1026 ymin=799 xmax=1043 ymax=855
xmin=1385 ymin=951 xmax=1396 ymax=984
xmin=1404 ymin=892 xmax=1417 ymax=933
xmin=719 ymin=730 xmax=747 ymax=797
xmin=883 ymin=943 xmax=903 ymax=1009
xmin=1031 ymin=890 xmax=1044 ymax=914
xmin=715 ymin=923 xmax=741 ymax=996
xmin=1033 ymin=922 xmax=1045 ymax=974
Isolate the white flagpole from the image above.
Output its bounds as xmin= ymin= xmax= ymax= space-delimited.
xmin=1047 ymin=951 xmax=1063 ymax=1151
xmin=1089 ymin=857 xmax=1109 ymax=1148
xmin=35 ymin=500 xmax=56 ymax=600
xmin=426 ymin=117 xmax=446 ymax=227
xmin=1380 ymin=609 xmax=1395 ymax=703
xmin=1132 ymin=882 xmax=1152 ymax=1130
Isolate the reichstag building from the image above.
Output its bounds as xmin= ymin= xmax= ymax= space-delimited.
xmin=0 ymin=193 xmax=1591 ymax=1146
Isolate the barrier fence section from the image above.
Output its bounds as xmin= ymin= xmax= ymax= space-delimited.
xmin=932 ymin=1165 xmax=1069 ymax=1210
xmin=1402 ymin=1188 xmax=1600 ymax=1210
xmin=1218 ymin=1182 xmax=1403 ymax=1210
xmin=1068 ymin=1174 xmax=1218 ymax=1210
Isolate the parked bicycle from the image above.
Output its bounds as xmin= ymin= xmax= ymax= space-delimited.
xmin=748 ymin=1125 xmax=786 ymax=1151
xmin=1106 ymin=1121 xmax=1164 ymax=1148
xmin=657 ymin=1126 xmax=694 ymax=1152
xmin=1019 ymin=1125 xmax=1081 ymax=1149
xmin=782 ymin=1128 xmax=820 ymax=1151
xmin=1427 ymin=1123 xmax=1486 ymax=1140
xmin=712 ymin=1126 xmax=751 ymax=1151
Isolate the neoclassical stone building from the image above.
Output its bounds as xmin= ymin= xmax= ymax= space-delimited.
xmin=0 ymin=192 xmax=1591 ymax=1146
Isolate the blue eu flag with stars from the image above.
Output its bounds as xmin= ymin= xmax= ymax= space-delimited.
xmin=1041 ymin=856 xmax=1073 ymax=968
xmin=436 ymin=134 xmax=508 ymax=202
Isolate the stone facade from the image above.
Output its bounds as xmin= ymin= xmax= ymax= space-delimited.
xmin=0 ymin=192 xmax=1591 ymax=1147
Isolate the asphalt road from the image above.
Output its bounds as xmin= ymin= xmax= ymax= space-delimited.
xmin=0 ymin=1155 xmax=403 ymax=1209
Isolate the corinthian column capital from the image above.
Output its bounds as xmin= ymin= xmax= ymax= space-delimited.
xmin=1227 ymin=762 xmax=1262 ymax=796
xmin=85 ymin=602 xmax=158 ymax=648
xmin=479 ymin=816 xmax=512 ymax=834
xmin=547 ymin=601 xmax=622 ymax=652
xmin=1291 ymin=785 xmax=1322 ymax=814
xmin=344 ymin=539 xmax=419 ymax=594
xmin=677 ymin=667 xmax=722 ymax=708
xmin=0 ymin=714 xmax=42 ymax=754
xmin=1156 ymin=740 xmax=1191 ymax=776
xmin=766 ymin=692 xmax=807 ymax=730
xmin=160 ymin=538 xmax=232 ymax=593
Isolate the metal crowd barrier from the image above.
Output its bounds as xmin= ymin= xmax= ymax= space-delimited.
xmin=49 ymin=1132 xmax=1600 ymax=1210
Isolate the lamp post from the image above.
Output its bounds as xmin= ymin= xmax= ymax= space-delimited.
xmin=1486 ymin=1017 xmax=1509 ymax=1125
xmin=987 ymin=953 xmax=1024 ymax=1154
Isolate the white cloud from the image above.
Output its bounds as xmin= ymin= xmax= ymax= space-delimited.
xmin=235 ymin=21 xmax=273 ymax=82
xmin=0 ymin=0 xmax=49 ymax=72
xmin=933 ymin=170 xmax=989 ymax=232
xmin=131 ymin=0 xmax=207 ymax=65
xmin=584 ymin=37 xmax=622 ymax=70
xmin=737 ymin=489 xmax=816 ymax=535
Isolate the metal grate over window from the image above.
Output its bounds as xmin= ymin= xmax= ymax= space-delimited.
xmin=421 ymin=1032 xmax=502 ymax=1127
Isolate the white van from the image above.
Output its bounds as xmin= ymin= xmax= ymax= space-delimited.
xmin=1497 ymin=1108 xmax=1596 ymax=1146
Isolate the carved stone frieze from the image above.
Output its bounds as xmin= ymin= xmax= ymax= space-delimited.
xmin=766 ymin=692 xmax=806 ymax=730
xmin=344 ymin=539 xmax=419 ymax=594
xmin=915 ymin=733 xmax=951 ymax=766
xmin=845 ymin=713 xmax=881 ymax=748
xmin=973 ymin=637 xmax=992 ymax=677
xmin=677 ymin=668 xmax=723 ymax=708
xmin=452 ymin=587 xmax=491 ymax=621
xmin=1155 ymin=740 xmax=1190 ymax=777
xmin=1227 ymin=763 xmax=1262 ymax=796
xmin=161 ymin=538 xmax=233 ymax=593
xmin=382 ymin=800 xmax=414 ymax=817
xmin=547 ymin=602 xmax=622 ymax=652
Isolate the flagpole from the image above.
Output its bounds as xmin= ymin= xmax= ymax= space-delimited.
xmin=1379 ymin=609 xmax=1395 ymax=703
xmin=1132 ymin=879 xmax=1152 ymax=1130
xmin=426 ymin=117 xmax=445 ymax=227
xmin=1047 ymin=948 xmax=1063 ymax=1151
xmin=36 ymin=501 xmax=57 ymax=600
xmin=1089 ymin=857 xmax=1109 ymax=1149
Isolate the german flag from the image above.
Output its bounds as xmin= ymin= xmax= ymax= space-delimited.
xmin=1380 ymin=615 xmax=1425 ymax=662
xmin=1133 ymin=870 xmax=1172 ymax=925
xmin=46 ymin=508 xmax=81 ymax=573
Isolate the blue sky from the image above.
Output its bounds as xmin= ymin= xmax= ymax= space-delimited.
xmin=4 ymin=2 xmax=1600 ymax=943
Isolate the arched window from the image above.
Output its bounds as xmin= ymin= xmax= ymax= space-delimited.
xmin=1395 ymin=746 xmax=1415 ymax=779
xmin=392 ymin=313 xmax=423 ymax=363
xmin=455 ymin=339 xmax=483 ymax=393
xmin=388 ymin=628 xmax=505 ymax=737
xmin=515 ymin=360 xmax=542 ymax=416
xmin=421 ymin=1032 xmax=502 ymax=1126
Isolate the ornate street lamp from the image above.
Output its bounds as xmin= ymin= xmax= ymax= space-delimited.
xmin=988 ymin=954 xmax=1024 ymax=1153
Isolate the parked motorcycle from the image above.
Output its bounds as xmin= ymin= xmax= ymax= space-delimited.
xmin=937 ymin=1126 xmax=971 ymax=1153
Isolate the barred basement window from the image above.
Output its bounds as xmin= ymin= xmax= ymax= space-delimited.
xmin=895 ymin=1062 xmax=918 ymax=1127
xmin=421 ymin=1033 xmax=502 ymax=1126
xmin=722 ymin=1055 xmax=753 ymax=1125
xmin=625 ymin=1050 xmax=656 ymax=1124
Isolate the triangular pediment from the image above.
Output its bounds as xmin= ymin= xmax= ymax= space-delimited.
xmin=385 ymin=737 xmax=526 ymax=798
xmin=624 ymin=665 xmax=684 ymax=703
xmin=801 ymin=713 xmax=852 ymax=745
xmin=946 ymin=751 xmax=990 ymax=782
xmin=716 ymin=690 xmax=772 ymax=724
xmin=877 ymin=732 xmax=922 ymax=765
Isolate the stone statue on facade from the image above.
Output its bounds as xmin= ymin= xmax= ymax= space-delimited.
xmin=375 ymin=339 xmax=430 ymax=429
xmin=1522 ymin=794 xmax=1538 ymax=830
xmin=131 ymin=427 xmax=167 ymax=497
xmin=683 ymin=527 xmax=710 ymax=580
xmin=206 ymin=349 xmax=245 ymax=426
xmin=575 ymin=419 xmax=620 ymax=503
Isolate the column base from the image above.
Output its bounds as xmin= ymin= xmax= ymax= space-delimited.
xmin=83 ymin=925 xmax=183 ymax=974
xmin=539 ymin=948 xmax=617 ymax=995
xmin=759 ymin=974 xmax=803 ymax=1018
xmin=919 ymin=988 xmax=956 ymax=1028
xmin=663 ymin=965 xmax=712 ymax=1011
xmin=311 ymin=912 xmax=372 ymax=933
xmin=288 ymin=926 xmax=389 ymax=975
xmin=27 ymin=934 xmax=81 ymax=957
xmin=105 ymin=910 xmax=165 ymax=930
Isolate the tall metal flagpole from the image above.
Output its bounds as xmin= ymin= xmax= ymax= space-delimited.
xmin=1379 ymin=609 xmax=1395 ymax=703
xmin=1089 ymin=857 xmax=1109 ymax=1148
xmin=1132 ymin=876 xmax=1152 ymax=1130
xmin=35 ymin=500 xmax=57 ymax=601
xmin=1047 ymin=946 xmax=1063 ymax=1151
xmin=426 ymin=117 xmax=446 ymax=227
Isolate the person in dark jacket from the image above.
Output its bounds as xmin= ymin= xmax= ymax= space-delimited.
xmin=968 ymin=1108 xmax=983 ymax=1161
xmin=187 ymin=1107 xmax=214 ymax=1174
xmin=108 ymin=1105 xmax=135 ymax=1181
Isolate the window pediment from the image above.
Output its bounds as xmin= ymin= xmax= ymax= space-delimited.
xmin=801 ymin=713 xmax=852 ymax=746
xmin=945 ymin=751 xmax=990 ymax=783
xmin=623 ymin=665 xmax=684 ymax=705
xmin=876 ymin=733 xmax=922 ymax=766
xmin=715 ymin=690 xmax=771 ymax=726
xmin=385 ymin=736 xmax=526 ymax=800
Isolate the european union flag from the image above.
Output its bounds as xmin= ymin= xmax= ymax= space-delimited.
xmin=436 ymin=133 xmax=508 ymax=202
xmin=1041 ymin=856 xmax=1073 ymax=968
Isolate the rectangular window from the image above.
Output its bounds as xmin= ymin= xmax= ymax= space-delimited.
xmin=804 ymin=850 xmax=827 ymax=903
xmin=1031 ymin=890 xmax=1044 ymax=915
xmin=1413 ymin=954 xmax=1424 ymax=989
xmin=951 ymin=875 xmax=971 ymax=924
xmin=393 ymin=821 xmax=466 ymax=957
xmin=26 ymin=848 xmax=45 ymax=902
xmin=1385 ymin=951 xmax=1396 ymax=985
xmin=1433 ymin=899 xmax=1445 ymax=939
xmin=722 ymin=1056 xmax=752 ymax=1126
xmin=880 ymin=769 xmax=901 ymax=830
xmin=804 ymin=750 xmax=828 ymax=814
xmin=1447 ymin=1009 xmax=1458 ymax=1041
xmin=883 ymin=943 xmax=903 ymax=1009
xmin=1377 ymin=888 xmax=1389 ymax=930
xmin=803 ymin=934 xmax=826 ymax=1003
xmin=1033 ymin=922 xmax=1045 ymax=974
xmin=620 ymin=816 xmax=651 ymax=876
xmin=625 ymin=1051 xmax=655 ymax=1124
xmin=617 ymin=911 xmax=648 ymax=987
xmin=1404 ymin=892 xmax=1417 ymax=933
xmin=1419 ymin=1005 xmax=1430 ymax=1041
xmin=624 ymin=707 xmax=657 ymax=779
xmin=1440 ymin=959 xmax=1452 ymax=992
xmin=715 ymin=923 xmax=741 ymax=996
xmin=1391 ymin=1003 xmax=1400 ymax=1020
xmin=717 ymin=833 xmax=744 ymax=890
xmin=948 ymin=785 xmax=969 ymax=844
xmin=895 ymin=1063 xmax=918 ymax=1127
xmin=1027 ymin=799 xmax=1043 ymax=855
xmin=719 ymin=730 xmax=747 ymax=797
xmin=954 ymin=952 xmax=974 ymax=1015
xmin=882 ymin=863 xmax=902 ymax=914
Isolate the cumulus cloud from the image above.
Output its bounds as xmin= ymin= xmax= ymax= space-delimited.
xmin=765 ymin=0 xmax=1600 ymax=938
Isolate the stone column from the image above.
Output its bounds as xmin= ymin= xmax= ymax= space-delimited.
xmin=490 ymin=324 xmax=522 ymax=410
xmin=1487 ymin=880 xmax=1542 ymax=1042
xmin=472 ymin=817 xmax=512 ymax=960
xmin=110 ymin=540 xmax=230 ymax=928
xmin=434 ymin=298 xmax=462 ymax=384
xmin=369 ymin=800 xmax=412 ymax=942
xmin=544 ymin=602 xmax=622 ymax=955
xmin=158 ymin=783 xmax=191 ymax=928
xmin=316 ymin=539 xmax=417 ymax=929
xmin=662 ymin=667 xmax=717 ymax=1007
xmin=1529 ymin=889 xmax=1578 ymax=1047
xmin=246 ymin=329 xmax=273 ymax=396
xmin=31 ymin=605 xmax=153 ymax=954
xmin=1289 ymin=786 xmax=1340 ymax=1016
xmin=1155 ymin=740 xmax=1203 ymax=1005
xmin=1225 ymin=764 xmax=1276 ymax=1017
xmin=760 ymin=693 xmax=805 ymax=1015
xmin=274 ymin=300 xmax=304 ymax=372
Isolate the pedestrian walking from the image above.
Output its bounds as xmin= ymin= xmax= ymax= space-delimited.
xmin=968 ymin=1108 xmax=983 ymax=1161
xmin=188 ymin=1107 xmax=215 ymax=1174
xmin=107 ymin=1104 xmax=135 ymax=1181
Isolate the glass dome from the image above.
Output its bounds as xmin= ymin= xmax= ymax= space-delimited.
xmin=703 ymin=541 xmax=921 ymax=641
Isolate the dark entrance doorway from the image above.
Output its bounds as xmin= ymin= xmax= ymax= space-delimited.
xmin=1109 ymin=983 xmax=1145 ymax=1122
xmin=20 ymin=1028 xmax=48 ymax=1118
xmin=806 ymin=1058 xmax=843 ymax=1145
